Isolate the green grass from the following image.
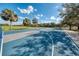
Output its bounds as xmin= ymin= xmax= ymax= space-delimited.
xmin=2 ymin=25 xmax=39 ymax=32
xmin=2 ymin=25 xmax=56 ymax=32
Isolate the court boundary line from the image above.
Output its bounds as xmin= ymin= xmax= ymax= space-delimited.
xmin=0 ymin=27 xmax=3 ymax=56
xmin=64 ymin=30 xmax=79 ymax=51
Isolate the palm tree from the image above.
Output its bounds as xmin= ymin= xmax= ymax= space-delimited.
xmin=23 ymin=18 xmax=31 ymax=26
xmin=0 ymin=9 xmax=18 ymax=30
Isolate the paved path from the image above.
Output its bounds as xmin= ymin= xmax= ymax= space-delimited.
xmin=3 ymin=30 xmax=40 ymax=43
xmin=3 ymin=28 xmax=53 ymax=43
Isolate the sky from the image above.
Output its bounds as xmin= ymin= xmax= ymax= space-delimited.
xmin=0 ymin=3 xmax=63 ymax=25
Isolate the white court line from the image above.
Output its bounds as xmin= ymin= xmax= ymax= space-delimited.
xmin=64 ymin=30 xmax=79 ymax=51
xmin=51 ymin=34 xmax=54 ymax=56
xmin=52 ymin=30 xmax=78 ymax=56
xmin=52 ymin=45 xmax=54 ymax=56
xmin=0 ymin=27 xmax=3 ymax=56
xmin=57 ymin=30 xmax=79 ymax=50
xmin=43 ymin=32 xmax=54 ymax=56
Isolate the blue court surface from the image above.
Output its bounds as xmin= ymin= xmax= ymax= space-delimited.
xmin=0 ymin=27 xmax=2 ymax=53
xmin=2 ymin=29 xmax=79 ymax=56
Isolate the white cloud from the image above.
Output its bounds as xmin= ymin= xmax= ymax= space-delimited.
xmin=34 ymin=14 xmax=44 ymax=20
xmin=39 ymin=20 xmax=51 ymax=24
xmin=42 ymin=16 xmax=62 ymax=24
xmin=19 ymin=16 xmax=25 ymax=19
xmin=40 ymin=14 xmax=43 ymax=17
xmin=56 ymin=17 xmax=62 ymax=24
xmin=18 ymin=16 xmax=28 ymax=19
xmin=55 ymin=6 xmax=59 ymax=9
xmin=17 ymin=5 xmax=37 ymax=14
xmin=46 ymin=17 xmax=48 ymax=20
xmin=0 ymin=17 xmax=25 ymax=25
xmin=50 ymin=16 xmax=56 ymax=20
xmin=0 ymin=17 xmax=10 ymax=24
xmin=37 ymin=14 xmax=43 ymax=17
xmin=62 ymin=8 xmax=66 ymax=11
xmin=12 ymin=22 xmax=22 ymax=25
xmin=0 ymin=21 xmax=9 ymax=24
xmin=17 ymin=7 xmax=27 ymax=14
xmin=0 ymin=20 xmax=22 ymax=25
xmin=35 ymin=16 xmax=40 ymax=19
xmin=62 ymin=7 xmax=67 ymax=13
xmin=34 ymin=9 xmax=37 ymax=11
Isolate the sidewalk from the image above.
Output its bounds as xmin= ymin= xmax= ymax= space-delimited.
xmin=3 ymin=30 xmax=39 ymax=43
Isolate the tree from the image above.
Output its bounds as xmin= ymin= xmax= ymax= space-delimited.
xmin=61 ymin=14 xmax=75 ymax=30
xmin=0 ymin=9 xmax=18 ymax=30
xmin=59 ymin=3 xmax=79 ymax=30
xmin=32 ymin=18 xmax=38 ymax=27
xmin=23 ymin=18 xmax=31 ymax=26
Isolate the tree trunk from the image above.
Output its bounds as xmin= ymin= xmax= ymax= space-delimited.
xmin=69 ymin=25 xmax=72 ymax=30
xmin=10 ymin=21 xmax=12 ymax=30
xmin=78 ymin=26 xmax=79 ymax=30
